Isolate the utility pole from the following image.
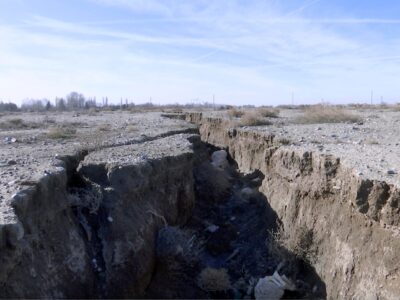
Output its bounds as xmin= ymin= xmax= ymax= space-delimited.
xmin=370 ymin=90 xmax=373 ymax=105
xmin=213 ymin=94 xmax=215 ymax=110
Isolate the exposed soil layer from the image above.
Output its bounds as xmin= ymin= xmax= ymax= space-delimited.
xmin=194 ymin=113 xmax=400 ymax=300
xmin=1 ymin=109 xmax=400 ymax=299
xmin=146 ymin=143 xmax=325 ymax=299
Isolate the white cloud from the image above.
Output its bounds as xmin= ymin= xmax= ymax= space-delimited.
xmin=1 ymin=0 xmax=400 ymax=104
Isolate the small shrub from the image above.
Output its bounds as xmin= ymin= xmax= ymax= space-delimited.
xmin=125 ymin=124 xmax=138 ymax=132
xmin=257 ymin=108 xmax=279 ymax=118
xmin=277 ymin=138 xmax=291 ymax=145
xmin=88 ymin=107 xmax=100 ymax=116
xmin=227 ymin=108 xmax=244 ymax=118
xmin=9 ymin=118 xmax=23 ymax=126
xmin=43 ymin=116 xmax=56 ymax=124
xmin=296 ymin=105 xmax=361 ymax=124
xmin=268 ymin=224 xmax=315 ymax=265
xmin=197 ymin=267 xmax=231 ymax=292
xmin=365 ymin=138 xmax=379 ymax=145
xmin=239 ymin=111 xmax=272 ymax=126
xmin=97 ymin=124 xmax=111 ymax=132
xmin=47 ymin=126 xmax=77 ymax=139
xmin=392 ymin=104 xmax=400 ymax=112
xmin=0 ymin=118 xmax=41 ymax=130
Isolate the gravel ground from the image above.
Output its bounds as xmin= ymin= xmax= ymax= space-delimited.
xmin=242 ymin=109 xmax=400 ymax=186
xmin=0 ymin=111 xmax=196 ymax=225
xmin=1 ymin=107 xmax=399 ymax=226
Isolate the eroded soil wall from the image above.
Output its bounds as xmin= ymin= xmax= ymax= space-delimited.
xmin=0 ymin=136 xmax=197 ymax=298
xmin=197 ymin=115 xmax=400 ymax=299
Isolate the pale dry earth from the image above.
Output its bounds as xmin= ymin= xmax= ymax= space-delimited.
xmin=0 ymin=107 xmax=399 ymax=299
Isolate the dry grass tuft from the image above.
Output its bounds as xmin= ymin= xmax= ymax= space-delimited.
xmin=88 ymin=107 xmax=100 ymax=116
xmin=0 ymin=118 xmax=41 ymax=130
xmin=296 ymin=105 xmax=362 ymax=124
xmin=96 ymin=123 xmax=111 ymax=132
xmin=125 ymin=124 xmax=138 ymax=132
xmin=365 ymin=138 xmax=379 ymax=145
xmin=227 ymin=108 xmax=244 ymax=118
xmin=47 ymin=126 xmax=77 ymax=139
xmin=277 ymin=138 xmax=291 ymax=145
xmin=392 ymin=104 xmax=400 ymax=112
xmin=257 ymin=107 xmax=280 ymax=118
xmin=239 ymin=111 xmax=272 ymax=126
xmin=197 ymin=267 xmax=231 ymax=292
xmin=268 ymin=224 xmax=315 ymax=265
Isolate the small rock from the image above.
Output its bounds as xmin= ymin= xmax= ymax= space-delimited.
xmin=241 ymin=187 xmax=254 ymax=198
xmin=211 ymin=150 xmax=229 ymax=169
xmin=387 ymin=170 xmax=397 ymax=175
xmin=206 ymin=224 xmax=219 ymax=233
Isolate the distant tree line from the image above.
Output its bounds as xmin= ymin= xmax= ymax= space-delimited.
xmin=0 ymin=92 xmax=99 ymax=112
xmin=0 ymin=102 xmax=18 ymax=112
xmin=0 ymin=91 xmax=232 ymax=112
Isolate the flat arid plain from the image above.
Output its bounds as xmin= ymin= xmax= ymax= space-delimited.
xmin=1 ymin=105 xmax=400 ymax=299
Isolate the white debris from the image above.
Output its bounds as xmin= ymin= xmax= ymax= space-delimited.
xmin=254 ymin=271 xmax=296 ymax=300
xmin=206 ymin=224 xmax=219 ymax=233
xmin=107 ymin=216 xmax=113 ymax=223
xmin=211 ymin=150 xmax=229 ymax=169
xmin=241 ymin=187 xmax=254 ymax=197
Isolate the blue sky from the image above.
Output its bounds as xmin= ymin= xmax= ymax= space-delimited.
xmin=1 ymin=0 xmax=400 ymax=105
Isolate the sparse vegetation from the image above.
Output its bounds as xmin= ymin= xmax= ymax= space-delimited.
xmin=268 ymin=224 xmax=316 ymax=265
xmin=257 ymin=107 xmax=280 ymax=118
xmin=392 ymin=104 xmax=400 ymax=111
xmin=0 ymin=118 xmax=41 ymax=130
xmin=43 ymin=116 xmax=56 ymax=124
xmin=46 ymin=126 xmax=77 ymax=139
xmin=365 ymin=138 xmax=379 ymax=145
xmin=277 ymin=138 xmax=291 ymax=145
xmin=125 ymin=124 xmax=138 ymax=132
xmin=227 ymin=108 xmax=245 ymax=118
xmin=88 ymin=107 xmax=100 ymax=115
xmin=296 ymin=105 xmax=362 ymax=124
xmin=197 ymin=267 xmax=231 ymax=292
xmin=239 ymin=111 xmax=272 ymax=126
xmin=97 ymin=124 xmax=111 ymax=132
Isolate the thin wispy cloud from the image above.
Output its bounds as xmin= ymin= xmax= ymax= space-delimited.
xmin=1 ymin=0 xmax=400 ymax=104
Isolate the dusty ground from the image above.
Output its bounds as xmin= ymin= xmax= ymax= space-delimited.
xmin=209 ymin=108 xmax=400 ymax=186
xmin=1 ymin=107 xmax=399 ymax=225
xmin=249 ymin=109 xmax=400 ymax=186
xmin=0 ymin=111 xmax=195 ymax=225
xmin=1 ymin=106 xmax=400 ymax=298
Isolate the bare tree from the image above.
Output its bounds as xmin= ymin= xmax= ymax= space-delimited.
xmin=66 ymin=92 xmax=85 ymax=109
xmin=21 ymin=99 xmax=46 ymax=111
xmin=55 ymin=97 xmax=67 ymax=111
